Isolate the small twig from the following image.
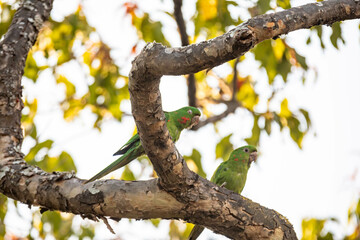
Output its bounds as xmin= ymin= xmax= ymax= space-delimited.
xmin=100 ymin=216 xmax=115 ymax=234
xmin=232 ymin=58 xmax=240 ymax=101
xmin=207 ymin=70 xmax=232 ymax=98
xmin=186 ymin=74 xmax=197 ymax=107
xmin=173 ymin=0 xmax=197 ymax=107
xmin=173 ymin=0 xmax=189 ymax=46
xmin=192 ymin=100 xmax=240 ymax=130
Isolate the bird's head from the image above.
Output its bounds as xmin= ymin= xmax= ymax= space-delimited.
xmin=172 ymin=106 xmax=201 ymax=129
xmin=232 ymin=145 xmax=257 ymax=167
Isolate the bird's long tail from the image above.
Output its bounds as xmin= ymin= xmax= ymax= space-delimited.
xmin=188 ymin=225 xmax=204 ymax=240
xmin=84 ymin=154 xmax=132 ymax=184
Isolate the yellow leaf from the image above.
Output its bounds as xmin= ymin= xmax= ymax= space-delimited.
xmin=272 ymin=38 xmax=286 ymax=61
xmin=279 ymin=98 xmax=291 ymax=118
xmin=236 ymin=81 xmax=258 ymax=111
xmin=198 ymin=0 xmax=217 ymax=20
xmin=186 ymin=159 xmax=198 ymax=173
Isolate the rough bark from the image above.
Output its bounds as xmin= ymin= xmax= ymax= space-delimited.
xmin=0 ymin=0 xmax=52 ymax=159
xmin=0 ymin=160 xmax=292 ymax=239
xmin=0 ymin=0 xmax=359 ymax=239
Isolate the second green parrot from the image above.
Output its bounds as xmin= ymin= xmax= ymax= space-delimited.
xmin=85 ymin=106 xmax=201 ymax=183
xmin=188 ymin=145 xmax=257 ymax=240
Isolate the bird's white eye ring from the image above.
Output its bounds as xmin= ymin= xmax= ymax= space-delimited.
xmin=187 ymin=109 xmax=192 ymax=114
xmin=244 ymin=148 xmax=249 ymax=153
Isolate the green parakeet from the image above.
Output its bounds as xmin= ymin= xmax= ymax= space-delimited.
xmin=188 ymin=145 xmax=257 ymax=240
xmin=85 ymin=106 xmax=201 ymax=183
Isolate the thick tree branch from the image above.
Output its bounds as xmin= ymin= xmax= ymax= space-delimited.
xmin=0 ymin=157 xmax=293 ymax=240
xmin=0 ymin=0 xmax=53 ymax=159
xmin=0 ymin=161 xmax=184 ymax=220
xmin=173 ymin=0 xmax=197 ymax=107
xmin=129 ymin=0 xmax=360 ymax=239
xmin=140 ymin=0 xmax=360 ymax=76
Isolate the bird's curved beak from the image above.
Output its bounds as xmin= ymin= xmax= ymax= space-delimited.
xmin=188 ymin=115 xmax=200 ymax=129
xmin=249 ymin=151 xmax=258 ymax=163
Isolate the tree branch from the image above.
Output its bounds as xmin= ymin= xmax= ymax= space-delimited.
xmin=140 ymin=0 xmax=360 ymax=76
xmin=0 ymin=0 xmax=53 ymax=159
xmin=173 ymin=0 xmax=197 ymax=107
xmin=191 ymin=58 xmax=241 ymax=130
xmin=192 ymin=100 xmax=241 ymax=130
xmin=232 ymin=57 xmax=240 ymax=101
xmin=0 ymin=161 xmax=184 ymax=220
xmin=0 ymin=0 xmax=359 ymax=239
xmin=0 ymin=159 xmax=294 ymax=239
xmin=129 ymin=0 xmax=360 ymax=238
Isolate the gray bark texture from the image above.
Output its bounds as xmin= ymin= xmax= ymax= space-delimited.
xmin=1 ymin=0 xmax=360 ymax=239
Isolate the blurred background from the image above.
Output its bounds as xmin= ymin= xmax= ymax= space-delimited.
xmin=1 ymin=0 xmax=360 ymax=239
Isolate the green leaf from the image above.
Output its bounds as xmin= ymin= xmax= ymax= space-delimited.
xmin=25 ymin=139 xmax=54 ymax=162
xmin=31 ymin=151 xmax=77 ymax=173
xmin=133 ymin=13 xmax=169 ymax=45
xmin=330 ymin=22 xmax=345 ymax=49
xmin=149 ymin=218 xmax=161 ymax=228
xmin=257 ymin=0 xmax=271 ymax=14
xmin=57 ymin=152 xmax=77 ymax=172
xmin=236 ymin=77 xmax=259 ymax=111
xmin=295 ymin=51 xmax=308 ymax=70
xmin=253 ymin=40 xmax=279 ymax=83
xmin=169 ymin=220 xmax=188 ymax=240
xmin=22 ymin=98 xmax=38 ymax=138
xmin=319 ymin=232 xmax=334 ymax=240
xmin=301 ymin=218 xmax=336 ymax=240
xmin=356 ymin=199 xmax=360 ymax=220
xmin=0 ymin=3 xmax=14 ymax=37
xmin=276 ymin=0 xmax=291 ymax=9
xmin=56 ymin=75 xmax=76 ymax=98
xmin=194 ymin=0 xmax=241 ymax=39
xmin=78 ymin=225 xmax=95 ymax=240
xmin=306 ymin=36 xmax=311 ymax=45
xmin=288 ymin=116 xmax=304 ymax=149
xmin=245 ymin=115 xmax=260 ymax=146
xmin=215 ymin=134 xmax=233 ymax=161
xmin=301 ymin=218 xmax=326 ymax=240
xmin=121 ymin=165 xmax=136 ymax=181
xmin=264 ymin=118 xmax=272 ymax=135
xmin=41 ymin=211 xmax=74 ymax=240
xmin=24 ymin=52 xmax=48 ymax=82
xmin=313 ymin=26 xmax=325 ymax=49
xmin=184 ymin=149 xmax=206 ymax=178
xmin=299 ymin=108 xmax=311 ymax=130
xmin=0 ymin=194 xmax=7 ymax=237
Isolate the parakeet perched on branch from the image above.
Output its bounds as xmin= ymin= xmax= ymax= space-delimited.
xmin=85 ymin=106 xmax=201 ymax=183
xmin=188 ymin=145 xmax=257 ymax=240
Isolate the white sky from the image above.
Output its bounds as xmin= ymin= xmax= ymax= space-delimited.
xmin=5 ymin=0 xmax=360 ymax=239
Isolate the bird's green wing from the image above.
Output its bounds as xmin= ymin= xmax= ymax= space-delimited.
xmin=113 ymin=133 xmax=140 ymax=156
xmin=85 ymin=140 xmax=143 ymax=183
xmin=86 ymin=106 xmax=201 ymax=184
xmin=211 ymin=161 xmax=247 ymax=194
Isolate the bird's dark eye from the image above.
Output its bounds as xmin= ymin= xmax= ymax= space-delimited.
xmin=244 ymin=148 xmax=249 ymax=153
xmin=187 ymin=109 xmax=192 ymax=114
